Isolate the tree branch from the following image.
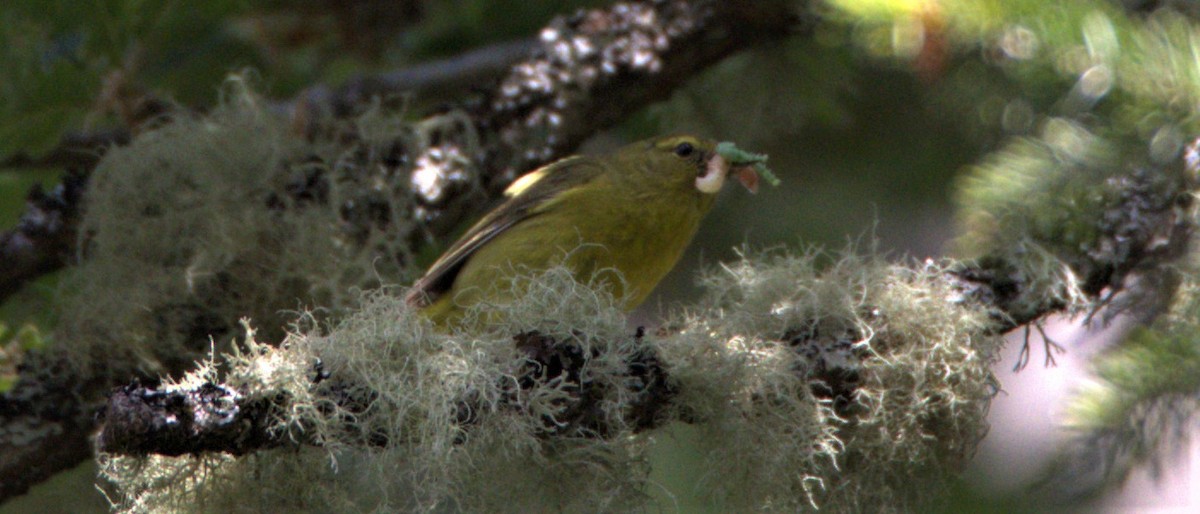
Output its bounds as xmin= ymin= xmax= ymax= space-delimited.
xmin=0 ymin=357 xmax=96 ymax=500
xmin=0 ymin=0 xmax=799 ymax=502
xmin=948 ymin=156 xmax=1197 ymax=332
xmin=94 ymin=142 xmax=1199 ymax=456
xmin=288 ymin=37 xmax=540 ymax=120
xmin=0 ymin=130 xmax=130 ymax=170
xmin=97 ymin=329 xmax=676 ymax=456
xmin=96 ymin=382 xmax=290 ymax=457
xmin=0 ymin=170 xmax=88 ymax=301
xmin=0 ymin=39 xmax=535 ymax=173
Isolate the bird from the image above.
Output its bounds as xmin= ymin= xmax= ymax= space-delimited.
xmin=405 ymin=135 xmax=761 ymax=328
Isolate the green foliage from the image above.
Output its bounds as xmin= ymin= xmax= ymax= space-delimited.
xmin=829 ymin=0 xmax=1200 ymax=133
xmin=952 ymin=117 xmax=1190 ymax=323
xmin=1043 ymin=282 xmax=1200 ymax=498
xmin=954 ymin=120 xmax=1124 ymax=259
xmin=1069 ymin=326 xmax=1200 ymax=430
xmin=0 ymin=9 xmax=98 ymax=158
xmin=0 ymin=0 xmax=261 ymax=159
xmin=0 ymin=322 xmax=47 ymax=392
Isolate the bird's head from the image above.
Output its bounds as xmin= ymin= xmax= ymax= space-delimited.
xmin=620 ymin=135 xmax=761 ymax=199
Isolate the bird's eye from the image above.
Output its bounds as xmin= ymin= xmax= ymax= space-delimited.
xmin=673 ymin=142 xmax=695 ymax=157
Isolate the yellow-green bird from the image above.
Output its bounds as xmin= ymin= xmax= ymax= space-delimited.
xmin=405 ymin=135 xmax=762 ymax=328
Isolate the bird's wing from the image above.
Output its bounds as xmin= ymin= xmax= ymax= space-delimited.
xmin=404 ymin=156 xmax=606 ymax=307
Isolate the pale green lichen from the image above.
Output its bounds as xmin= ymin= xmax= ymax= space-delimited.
xmin=101 ymin=247 xmax=1004 ymax=513
xmin=55 ymin=78 xmax=421 ymax=380
xmin=655 ymin=248 xmax=1001 ymax=512
xmin=103 ymin=267 xmax=653 ymax=513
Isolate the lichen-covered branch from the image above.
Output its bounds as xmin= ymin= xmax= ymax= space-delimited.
xmin=0 ymin=0 xmax=799 ymax=503
xmin=97 ymin=328 xmax=677 ymax=457
xmin=95 ymin=252 xmax=1000 ymax=512
xmin=91 ymin=127 xmax=1200 ymax=511
xmin=949 ymin=135 xmax=1199 ymax=332
xmin=95 ymin=177 xmax=1195 ymax=456
xmin=471 ymin=1 xmax=800 ymax=182
xmin=15 ymin=0 xmax=1200 ymax=510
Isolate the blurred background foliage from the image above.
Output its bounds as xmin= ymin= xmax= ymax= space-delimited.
xmin=4 ymin=0 xmax=1200 ymax=512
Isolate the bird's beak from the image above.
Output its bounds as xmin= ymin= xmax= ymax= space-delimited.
xmin=695 ymin=153 xmax=727 ymax=194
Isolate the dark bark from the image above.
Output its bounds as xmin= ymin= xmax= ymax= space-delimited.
xmin=96 ymin=382 xmax=289 ymax=457
xmin=0 ymin=357 xmax=95 ymax=500
xmin=96 ymin=329 xmax=676 ymax=456
xmin=0 ymin=170 xmax=88 ymax=301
